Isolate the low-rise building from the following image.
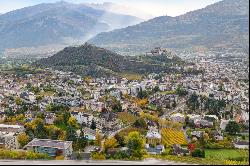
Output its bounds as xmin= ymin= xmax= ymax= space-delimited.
xmin=24 ymin=139 xmax=73 ymax=159
xmin=146 ymin=130 xmax=161 ymax=145
xmin=233 ymin=140 xmax=249 ymax=149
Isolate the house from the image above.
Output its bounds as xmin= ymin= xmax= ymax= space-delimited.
xmin=45 ymin=113 xmax=55 ymax=125
xmin=98 ymin=110 xmax=120 ymax=132
xmin=24 ymin=139 xmax=73 ymax=159
xmin=71 ymin=111 xmax=94 ymax=126
xmin=80 ymin=127 xmax=97 ymax=140
xmin=204 ymin=115 xmax=219 ymax=122
xmin=194 ymin=119 xmax=213 ymax=128
xmin=145 ymin=144 xmax=165 ymax=155
xmin=210 ymin=130 xmax=223 ymax=141
xmin=0 ymin=112 xmax=5 ymax=122
xmin=187 ymin=114 xmax=202 ymax=122
xmin=191 ymin=130 xmax=203 ymax=139
xmin=170 ymin=113 xmax=185 ymax=123
xmin=171 ymin=144 xmax=189 ymax=156
xmin=0 ymin=124 xmax=25 ymax=133
xmin=220 ymin=119 xmax=230 ymax=130
xmin=146 ymin=130 xmax=161 ymax=145
xmin=233 ymin=140 xmax=249 ymax=149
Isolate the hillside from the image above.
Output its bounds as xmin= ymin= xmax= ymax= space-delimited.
xmin=34 ymin=43 xmax=185 ymax=77
xmin=0 ymin=1 xmax=143 ymax=51
xmin=89 ymin=0 xmax=249 ymax=54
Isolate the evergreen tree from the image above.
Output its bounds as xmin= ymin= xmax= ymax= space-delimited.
xmin=90 ymin=120 xmax=96 ymax=130
xmin=66 ymin=126 xmax=77 ymax=142
xmin=35 ymin=123 xmax=47 ymax=139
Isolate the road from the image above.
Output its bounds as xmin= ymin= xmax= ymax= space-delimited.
xmin=0 ymin=159 xmax=197 ymax=165
xmin=161 ymin=100 xmax=186 ymax=119
xmin=108 ymin=125 xmax=132 ymax=138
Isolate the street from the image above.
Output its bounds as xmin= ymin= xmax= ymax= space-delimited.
xmin=0 ymin=159 xmax=197 ymax=165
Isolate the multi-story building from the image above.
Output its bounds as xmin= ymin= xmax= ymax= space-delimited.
xmin=0 ymin=124 xmax=25 ymax=150
xmin=0 ymin=131 xmax=20 ymax=149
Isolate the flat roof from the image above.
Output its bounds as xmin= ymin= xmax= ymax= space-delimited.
xmin=24 ymin=139 xmax=72 ymax=150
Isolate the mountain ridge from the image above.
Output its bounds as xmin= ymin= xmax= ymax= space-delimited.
xmin=89 ymin=0 xmax=249 ymax=55
xmin=0 ymin=1 xmax=143 ymax=51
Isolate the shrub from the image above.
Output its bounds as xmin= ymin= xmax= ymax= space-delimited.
xmin=113 ymin=151 xmax=130 ymax=160
xmin=91 ymin=152 xmax=106 ymax=160
xmin=191 ymin=149 xmax=205 ymax=158
xmin=55 ymin=156 xmax=65 ymax=160
xmin=161 ymin=148 xmax=171 ymax=156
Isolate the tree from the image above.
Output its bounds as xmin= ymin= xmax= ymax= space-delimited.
xmin=35 ymin=122 xmax=47 ymax=139
xmin=73 ymin=126 xmax=87 ymax=151
xmin=126 ymin=131 xmax=144 ymax=159
xmin=112 ymin=100 xmax=122 ymax=112
xmin=17 ymin=133 xmax=29 ymax=148
xmin=198 ymin=132 xmax=206 ymax=150
xmin=133 ymin=118 xmax=147 ymax=129
xmin=90 ymin=120 xmax=96 ymax=130
xmin=68 ymin=116 xmax=79 ymax=129
xmin=66 ymin=126 xmax=77 ymax=142
xmin=91 ymin=152 xmax=106 ymax=160
xmin=95 ymin=131 xmax=102 ymax=147
xmin=176 ymin=85 xmax=188 ymax=96
xmin=153 ymin=86 xmax=160 ymax=93
xmin=63 ymin=111 xmax=71 ymax=124
xmin=114 ymin=133 xmax=126 ymax=147
xmin=203 ymin=133 xmax=209 ymax=142
xmin=184 ymin=116 xmax=190 ymax=128
xmin=15 ymin=97 xmax=22 ymax=105
xmin=172 ymin=100 xmax=177 ymax=108
xmin=104 ymin=137 xmax=118 ymax=151
xmin=36 ymin=112 xmax=45 ymax=119
xmin=137 ymin=88 xmax=148 ymax=99
xmin=186 ymin=93 xmax=200 ymax=111
xmin=191 ymin=149 xmax=205 ymax=158
xmin=51 ymin=129 xmax=62 ymax=140
xmin=225 ymin=121 xmax=240 ymax=135
xmin=188 ymin=143 xmax=196 ymax=153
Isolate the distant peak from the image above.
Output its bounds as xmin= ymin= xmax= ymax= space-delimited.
xmin=83 ymin=42 xmax=94 ymax=47
xmin=56 ymin=0 xmax=70 ymax=5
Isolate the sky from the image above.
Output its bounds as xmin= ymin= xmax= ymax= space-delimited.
xmin=0 ymin=0 xmax=221 ymax=19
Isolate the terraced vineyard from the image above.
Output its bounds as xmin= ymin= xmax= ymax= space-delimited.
xmin=161 ymin=128 xmax=187 ymax=147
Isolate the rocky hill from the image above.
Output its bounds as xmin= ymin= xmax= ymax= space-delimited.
xmin=34 ymin=43 xmax=185 ymax=77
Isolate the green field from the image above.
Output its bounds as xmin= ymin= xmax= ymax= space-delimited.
xmin=205 ymin=149 xmax=249 ymax=161
xmin=120 ymin=72 xmax=143 ymax=81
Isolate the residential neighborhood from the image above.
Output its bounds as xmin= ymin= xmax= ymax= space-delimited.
xmin=0 ymin=48 xmax=248 ymax=165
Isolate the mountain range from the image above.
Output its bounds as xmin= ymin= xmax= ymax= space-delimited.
xmin=34 ymin=43 xmax=185 ymax=77
xmin=89 ymin=0 xmax=249 ymax=55
xmin=0 ymin=1 xmax=143 ymax=51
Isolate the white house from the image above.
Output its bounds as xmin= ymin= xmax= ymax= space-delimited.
xmin=220 ymin=119 xmax=230 ymax=130
xmin=170 ymin=113 xmax=185 ymax=123
xmin=71 ymin=112 xmax=94 ymax=126
xmin=234 ymin=140 xmax=249 ymax=149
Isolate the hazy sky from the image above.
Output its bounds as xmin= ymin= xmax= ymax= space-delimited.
xmin=0 ymin=0 xmax=221 ymax=18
